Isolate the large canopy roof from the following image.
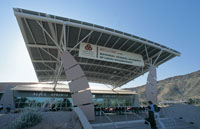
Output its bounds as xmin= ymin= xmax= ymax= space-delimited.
xmin=14 ymin=8 xmax=180 ymax=87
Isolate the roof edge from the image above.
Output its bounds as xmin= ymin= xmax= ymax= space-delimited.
xmin=13 ymin=8 xmax=180 ymax=57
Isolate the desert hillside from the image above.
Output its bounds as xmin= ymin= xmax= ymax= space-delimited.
xmin=126 ymin=70 xmax=200 ymax=103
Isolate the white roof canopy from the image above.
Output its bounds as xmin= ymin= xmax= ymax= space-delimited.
xmin=14 ymin=8 xmax=180 ymax=87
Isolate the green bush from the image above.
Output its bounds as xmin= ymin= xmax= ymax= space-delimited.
xmin=8 ymin=108 xmax=42 ymax=129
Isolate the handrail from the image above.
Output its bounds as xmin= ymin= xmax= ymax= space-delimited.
xmin=73 ymin=107 xmax=93 ymax=129
xmin=124 ymin=110 xmax=151 ymax=129
xmin=161 ymin=108 xmax=182 ymax=128
xmin=162 ymin=107 xmax=185 ymax=119
xmin=100 ymin=110 xmax=118 ymax=129
xmin=167 ymin=117 xmax=176 ymax=128
xmin=158 ymin=108 xmax=178 ymax=128
xmin=154 ymin=112 xmax=167 ymax=129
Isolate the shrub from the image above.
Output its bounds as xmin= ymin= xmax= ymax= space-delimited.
xmin=8 ymin=108 xmax=42 ymax=129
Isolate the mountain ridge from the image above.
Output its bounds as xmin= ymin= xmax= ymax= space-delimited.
xmin=125 ymin=70 xmax=200 ymax=102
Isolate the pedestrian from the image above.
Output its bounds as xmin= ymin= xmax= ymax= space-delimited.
xmin=6 ymin=104 xmax=11 ymax=113
xmin=0 ymin=104 xmax=3 ymax=112
xmin=148 ymin=101 xmax=155 ymax=113
xmin=148 ymin=101 xmax=166 ymax=129
xmin=145 ymin=106 xmax=158 ymax=129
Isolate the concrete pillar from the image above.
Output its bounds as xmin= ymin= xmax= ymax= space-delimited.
xmin=62 ymin=51 xmax=95 ymax=121
xmin=146 ymin=65 xmax=157 ymax=104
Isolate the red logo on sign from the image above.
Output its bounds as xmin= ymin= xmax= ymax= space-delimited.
xmin=85 ymin=44 xmax=92 ymax=51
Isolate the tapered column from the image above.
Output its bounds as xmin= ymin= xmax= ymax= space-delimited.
xmin=61 ymin=51 xmax=95 ymax=121
xmin=146 ymin=65 xmax=157 ymax=104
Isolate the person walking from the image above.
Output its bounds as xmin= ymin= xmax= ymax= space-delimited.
xmin=145 ymin=106 xmax=158 ymax=129
xmin=148 ymin=101 xmax=166 ymax=129
xmin=148 ymin=101 xmax=155 ymax=113
xmin=0 ymin=104 xmax=3 ymax=112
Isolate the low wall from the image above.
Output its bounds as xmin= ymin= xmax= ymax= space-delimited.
xmin=162 ymin=104 xmax=200 ymax=128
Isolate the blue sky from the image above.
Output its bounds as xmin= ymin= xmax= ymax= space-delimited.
xmin=0 ymin=0 xmax=199 ymax=89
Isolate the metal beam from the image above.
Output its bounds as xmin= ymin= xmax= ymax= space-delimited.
xmin=145 ymin=45 xmax=150 ymax=64
xmin=96 ymin=32 xmax=103 ymax=45
xmin=126 ymin=41 xmax=137 ymax=51
xmin=132 ymin=44 xmax=144 ymax=53
xmin=87 ymin=76 xmax=115 ymax=85
xmin=84 ymin=71 xmax=129 ymax=79
xmin=35 ymin=69 xmax=129 ymax=80
xmin=69 ymin=30 xmax=93 ymax=75
xmin=48 ymin=21 xmax=58 ymax=42
xmin=27 ymin=44 xmax=57 ymax=49
xmin=33 ymin=60 xmax=57 ymax=63
xmin=24 ymin=18 xmax=56 ymax=78
xmin=77 ymin=28 xmax=82 ymax=44
xmin=79 ymin=62 xmax=136 ymax=74
xmin=114 ymin=67 xmax=142 ymax=88
xmin=63 ymin=24 xmax=66 ymax=51
xmin=104 ymin=40 xmax=136 ymax=75
xmin=53 ymin=30 xmax=93 ymax=87
xmin=118 ymin=39 xmax=129 ymax=49
xmin=104 ymin=35 xmax=112 ymax=47
xmin=93 ymin=36 xmax=121 ymax=72
xmin=153 ymin=50 xmax=163 ymax=65
xmin=66 ymin=25 xmax=69 ymax=49
xmin=156 ymin=54 xmax=173 ymax=66
xmin=14 ymin=11 xmax=180 ymax=56
xmin=145 ymin=50 xmax=164 ymax=65
xmin=111 ymin=37 xmax=120 ymax=48
xmin=119 ymin=67 xmax=149 ymax=88
xmin=36 ymin=69 xmax=56 ymax=72
xmin=38 ymin=47 xmax=60 ymax=62
xmin=117 ymin=51 xmax=168 ymax=87
xmin=27 ymin=44 xmax=79 ymax=52
xmin=60 ymin=24 xmax=65 ymax=51
xmin=69 ymin=31 xmax=93 ymax=53
xmin=36 ymin=21 xmax=63 ymax=52
xmin=89 ymin=34 xmax=113 ymax=73
xmin=87 ymin=32 xmax=103 ymax=71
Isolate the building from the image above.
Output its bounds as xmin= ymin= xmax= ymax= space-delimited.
xmin=0 ymin=83 xmax=137 ymax=110
xmin=0 ymin=8 xmax=180 ymax=121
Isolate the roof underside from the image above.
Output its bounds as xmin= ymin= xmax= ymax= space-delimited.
xmin=14 ymin=8 xmax=180 ymax=87
xmin=12 ymin=83 xmax=136 ymax=94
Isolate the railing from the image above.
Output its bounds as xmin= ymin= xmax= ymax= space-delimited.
xmin=74 ymin=107 xmax=93 ymax=129
xmin=154 ymin=112 xmax=167 ymax=129
xmin=97 ymin=107 xmax=176 ymax=129
xmin=100 ymin=110 xmax=118 ymax=129
xmin=159 ymin=108 xmax=177 ymax=129
xmin=165 ymin=118 xmax=176 ymax=128
xmin=124 ymin=109 xmax=151 ymax=129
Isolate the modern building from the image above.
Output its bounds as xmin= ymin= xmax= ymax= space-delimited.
xmin=0 ymin=8 xmax=180 ymax=121
xmin=0 ymin=83 xmax=137 ymax=110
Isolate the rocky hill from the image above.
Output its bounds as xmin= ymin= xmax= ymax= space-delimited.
xmin=126 ymin=70 xmax=200 ymax=102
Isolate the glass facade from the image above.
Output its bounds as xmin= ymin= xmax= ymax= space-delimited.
xmin=94 ymin=94 xmax=134 ymax=107
xmin=13 ymin=91 xmax=135 ymax=109
xmin=14 ymin=97 xmax=72 ymax=110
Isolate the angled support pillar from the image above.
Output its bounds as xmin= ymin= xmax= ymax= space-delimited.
xmin=53 ymin=31 xmax=93 ymax=88
xmin=61 ymin=51 xmax=95 ymax=121
xmin=146 ymin=65 xmax=157 ymax=104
